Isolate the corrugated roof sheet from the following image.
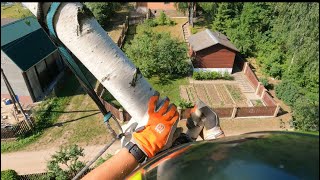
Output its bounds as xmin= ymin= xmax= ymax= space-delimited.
xmin=1 ymin=19 xmax=57 ymax=71
xmin=188 ymin=29 xmax=239 ymax=52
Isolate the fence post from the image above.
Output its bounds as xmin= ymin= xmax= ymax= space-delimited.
xmin=243 ymin=62 xmax=248 ymax=73
xmin=231 ymin=106 xmax=237 ymax=119
xmin=273 ymin=104 xmax=281 ymax=117
xmin=255 ymin=82 xmax=262 ymax=95
xmin=177 ymin=106 xmax=182 ymax=120
xmin=261 ymin=88 xmax=267 ymax=99
xmin=118 ymin=108 xmax=124 ymax=122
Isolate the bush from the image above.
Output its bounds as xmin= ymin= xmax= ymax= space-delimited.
xmin=192 ymin=71 xmax=233 ymax=80
xmin=223 ymin=71 xmax=234 ymax=80
xmin=124 ymin=30 xmax=191 ymax=78
xmin=177 ymin=99 xmax=193 ymax=108
xmin=1 ymin=170 xmax=19 ymax=180
xmin=94 ymin=154 xmax=113 ymax=168
xmin=275 ymin=81 xmax=302 ymax=106
xmin=292 ymin=97 xmax=319 ymax=131
xmin=145 ymin=11 xmax=176 ymax=27
xmin=191 ymin=27 xmax=198 ymax=34
xmin=157 ymin=11 xmax=167 ymax=25
xmin=47 ymin=144 xmax=86 ymax=180
xmin=259 ymin=77 xmax=270 ymax=88
xmin=145 ymin=19 xmax=157 ymax=27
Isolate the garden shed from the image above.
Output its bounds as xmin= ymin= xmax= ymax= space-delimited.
xmin=188 ymin=29 xmax=239 ymax=73
xmin=1 ymin=16 xmax=64 ymax=104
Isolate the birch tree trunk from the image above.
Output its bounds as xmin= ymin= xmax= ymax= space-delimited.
xmin=22 ymin=2 xmax=155 ymax=125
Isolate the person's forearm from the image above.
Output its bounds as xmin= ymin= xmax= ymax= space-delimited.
xmin=82 ymin=148 xmax=139 ymax=180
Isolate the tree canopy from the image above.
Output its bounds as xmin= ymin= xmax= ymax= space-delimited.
xmin=199 ymin=2 xmax=319 ymax=131
xmin=124 ymin=26 xmax=191 ymax=79
xmin=84 ymin=2 xmax=120 ymax=29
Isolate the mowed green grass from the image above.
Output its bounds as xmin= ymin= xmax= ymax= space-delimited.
xmin=146 ymin=76 xmax=189 ymax=105
xmin=151 ymin=18 xmax=187 ymax=42
xmin=1 ymin=3 xmax=33 ymax=19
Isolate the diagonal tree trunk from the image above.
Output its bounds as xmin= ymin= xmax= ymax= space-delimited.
xmin=22 ymin=2 xmax=155 ymax=125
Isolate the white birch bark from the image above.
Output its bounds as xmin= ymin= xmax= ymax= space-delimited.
xmin=22 ymin=3 xmax=155 ymax=125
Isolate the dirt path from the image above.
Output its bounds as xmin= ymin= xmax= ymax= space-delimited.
xmin=1 ymin=141 xmax=122 ymax=175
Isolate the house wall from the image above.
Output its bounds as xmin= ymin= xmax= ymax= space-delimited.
xmin=25 ymin=66 xmax=43 ymax=101
xmin=1 ymin=51 xmax=29 ymax=97
xmin=192 ymin=44 xmax=236 ymax=69
xmin=1 ymin=50 xmax=64 ymax=104
xmin=26 ymin=50 xmax=64 ymax=101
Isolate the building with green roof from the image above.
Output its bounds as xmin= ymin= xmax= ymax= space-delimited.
xmin=1 ymin=16 xmax=64 ymax=104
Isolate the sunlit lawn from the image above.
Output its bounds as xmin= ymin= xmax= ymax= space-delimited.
xmin=1 ymin=3 xmax=33 ymax=19
xmin=146 ymin=76 xmax=189 ymax=105
xmin=151 ymin=18 xmax=187 ymax=42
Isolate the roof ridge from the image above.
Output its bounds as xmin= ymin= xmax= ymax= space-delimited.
xmin=1 ymin=16 xmax=35 ymax=28
xmin=205 ymin=29 xmax=220 ymax=44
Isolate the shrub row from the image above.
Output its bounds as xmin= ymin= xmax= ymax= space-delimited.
xmin=192 ymin=71 xmax=234 ymax=80
xmin=145 ymin=11 xmax=176 ymax=27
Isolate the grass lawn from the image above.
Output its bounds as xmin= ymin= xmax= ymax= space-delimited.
xmin=151 ymin=18 xmax=188 ymax=42
xmin=1 ymin=66 xmax=116 ymax=153
xmin=1 ymin=72 xmax=78 ymax=153
xmin=146 ymin=76 xmax=189 ymax=105
xmin=1 ymin=3 xmax=33 ymax=19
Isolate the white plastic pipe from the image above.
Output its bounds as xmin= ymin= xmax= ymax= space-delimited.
xmin=22 ymin=2 xmax=155 ymax=123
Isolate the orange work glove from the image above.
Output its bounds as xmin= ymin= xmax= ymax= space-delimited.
xmin=132 ymin=95 xmax=179 ymax=158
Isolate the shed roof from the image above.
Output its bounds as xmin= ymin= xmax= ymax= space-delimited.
xmin=1 ymin=18 xmax=18 ymax=26
xmin=188 ymin=29 xmax=239 ymax=52
xmin=1 ymin=16 xmax=57 ymax=72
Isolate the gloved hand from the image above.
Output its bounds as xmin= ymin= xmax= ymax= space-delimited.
xmin=132 ymin=94 xmax=180 ymax=158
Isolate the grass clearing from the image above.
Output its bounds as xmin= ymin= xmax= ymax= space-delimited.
xmin=1 ymin=3 xmax=33 ymax=19
xmin=147 ymin=76 xmax=189 ymax=105
xmin=150 ymin=18 xmax=187 ymax=42
xmin=1 ymin=72 xmax=78 ymax=153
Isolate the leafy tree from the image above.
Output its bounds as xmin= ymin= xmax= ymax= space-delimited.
xmin=174 ymin=2 xmax=196 ymax=27
xmin=198 ymin=2 xmax=219 ymax=21
xmin=1 ymin=170 xmax=18 ymax=180
xmin=47 ymin=144 xmax=86 ymax=180
xmin=292 ymin=97 xmax=319 ymax=131
xmin=124 ymin=29 xmax=191 ymax=79
xmin=84 ymin=2 xmax=120 ymax=29
xmin=204 ymin=2 xmax=319 ymax=131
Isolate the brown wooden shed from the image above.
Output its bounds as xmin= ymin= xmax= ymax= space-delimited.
xmin=188 ymin=29 xmax=239 ymax=74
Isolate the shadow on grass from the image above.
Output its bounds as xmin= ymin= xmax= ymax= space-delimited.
xmin=50 ymin=112 xmax=101 ymax=128
xmin=277 ymin=107 xmax=288 ymax=116
xmin=154 ymin=75 xmax=186 ymax=86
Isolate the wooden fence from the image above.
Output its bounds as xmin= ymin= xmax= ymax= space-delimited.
xmin=1 ymin=119 xmax=34 ymax=139
xmin=116 ymin=16 xmax=129 ymax=48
